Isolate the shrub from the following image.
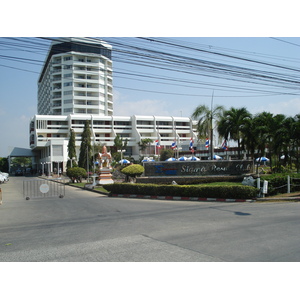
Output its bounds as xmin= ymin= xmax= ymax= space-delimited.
xmin=259 ymin=173 xmax=300 ymax=195
xmin=121 ymin=164 xmax=144 ymax=178
xmin=104 ymin=183 xmax=258 ymax=199
xmin=66 ymin=167 xmax=87 ymax=183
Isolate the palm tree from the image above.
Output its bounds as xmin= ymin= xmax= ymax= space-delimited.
xmin=137 ymin=138 xmax=153 ymax=156
xmin=279 ymin=116 xmax=296 ymax=170
xmin=240 ymin=114 xmax=257 ymax=160
xmin=217 ymin=107 xmax=251 ymax=159
xmin=191 ymin=104 xmax=224 ymax=160
xmin=266 ymin=114 xmax=286 ymax=169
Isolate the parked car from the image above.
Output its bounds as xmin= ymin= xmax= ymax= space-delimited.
xmin=0 ymin=171 xmax=9 ymax=182
xmin=0 ymin=173 xmax=6 ymax=183
xmin=15 ymin=169 xmax=23 ymax=176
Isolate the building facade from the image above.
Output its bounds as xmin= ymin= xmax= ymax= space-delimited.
xmin=30 ymin=38 xmax=200 ymax=174
xmin=30 ymin=114 xmax=199 ymax=173
xmin=37 ymin=37 xmax=113 ymax=116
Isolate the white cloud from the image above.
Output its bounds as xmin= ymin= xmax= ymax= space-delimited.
xmin=113 ymin=98 xmax=172 ymax=116
xmin=249 ymin=97 xmax=300 ymax=117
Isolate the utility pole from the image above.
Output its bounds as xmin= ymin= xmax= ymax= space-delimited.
xmin=210 ymin=91 xmax=214 ymax=160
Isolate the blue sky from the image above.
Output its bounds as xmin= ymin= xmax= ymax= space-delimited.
xmin=1 ymin=2 xmax=300 ymax=157
xmin=1 ymin=36 xmax=300 ymax=157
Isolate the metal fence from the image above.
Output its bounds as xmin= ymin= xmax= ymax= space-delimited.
xmin=23 ymin=179 xmax=65 ymax=200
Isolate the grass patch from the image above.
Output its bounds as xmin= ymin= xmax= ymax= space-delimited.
xmin=196 ymin=182 xmax=243 ymax=187
xmin=67 ymin=182 xmax=109 ymax=194
xmin=68 ymin=182 xmax=86 ymax=188
xmin=93 ymin=186 xmax=109 ymax=194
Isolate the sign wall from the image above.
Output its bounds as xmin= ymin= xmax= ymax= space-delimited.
xmin=143 ymin=160 xmax=253 ymax=177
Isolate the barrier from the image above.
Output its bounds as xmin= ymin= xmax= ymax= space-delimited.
xmin=23 ymin=179 xmax=65 ymax=200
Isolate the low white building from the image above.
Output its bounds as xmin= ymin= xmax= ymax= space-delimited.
xmin=29 ymin=114 xmax=198 ymax=173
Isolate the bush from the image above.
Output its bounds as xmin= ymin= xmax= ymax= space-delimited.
xmin=259 ymin=173 xmax=300 ymax=195
xmin=66 ymin=167 xmax=87 ymax=183
xmin=104 ymin=183 xmax=258 ymax=199
xmin=121 ymin=164 xmax=144 ymax=178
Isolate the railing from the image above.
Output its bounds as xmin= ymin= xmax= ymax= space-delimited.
xmin=23 ymin=179 xmax=65 ymax=200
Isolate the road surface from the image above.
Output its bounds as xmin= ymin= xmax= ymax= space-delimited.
xmin=1 ymin=176 xmax=300 ymax=262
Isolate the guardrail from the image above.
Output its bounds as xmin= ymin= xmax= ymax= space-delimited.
xmin=23 ymin=179 xmax=65 ymax=200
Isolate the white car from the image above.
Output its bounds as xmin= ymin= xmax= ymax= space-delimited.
xmin=0 ymin=174 xmax=5 ymax=183
xmin=0 ymin=172 xmax=9 ymax=183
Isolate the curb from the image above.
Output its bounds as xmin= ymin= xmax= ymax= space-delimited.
xmin=110 ymin=194 xmax=255 ymax=202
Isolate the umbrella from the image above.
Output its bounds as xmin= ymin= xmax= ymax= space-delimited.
xmin=165 ymin=157 xmax=177 ymax=161
xmin=119 ymin=159 xmax=130 ymax=164
xmin=213 ymin=155 xmax=223 ymax=160
xmin=178 ymin=156 xmax=188 ymax=161
xmin=142 ymin=157 xmax=155 ymax=162
xmin=187 ymin=156 xmax=200 ymax=161
xmin=256 ymin=157 xmax=269 ymax=162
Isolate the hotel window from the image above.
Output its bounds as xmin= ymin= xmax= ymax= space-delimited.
xmin=64 ymin=73 xmax=72 ymax=78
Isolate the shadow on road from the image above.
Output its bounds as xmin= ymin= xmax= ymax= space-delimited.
xmin=210 ymin=206 xmax=251 ymax=216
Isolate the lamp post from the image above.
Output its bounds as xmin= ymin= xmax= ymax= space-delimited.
xmin=68 ymin=157 xmax=75 ymax=168
xmin=118 ymin=149 xmax=126 ymax=162
xmin=40 ymin=162 xmax=45 ymax=176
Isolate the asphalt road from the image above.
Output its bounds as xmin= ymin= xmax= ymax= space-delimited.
xmin=1 ymin=176 xmax=300 ymax=262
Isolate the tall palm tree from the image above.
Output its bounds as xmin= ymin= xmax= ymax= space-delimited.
xmin=266 ymin=114 xmax=286 ymax=169
xmin=240 ymin=114 xmax=257 ymax=159
xmin=292 ymin=114 xmax=300 ymax=172
xmin=279 ymin=116 xmax=296 ymax=169
xmin=191 ymin=104 xmax=224 ymax=159
xmin=217 ymin=107 xmax=251 ymax=159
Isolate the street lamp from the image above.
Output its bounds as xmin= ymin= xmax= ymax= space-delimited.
xmin=40 ymin=162 xmax=45 ymax=176
xmin=68 ymin=157 xmax=75 ymax=168
xmin=118 ymin=149 xmax=126 ymax=161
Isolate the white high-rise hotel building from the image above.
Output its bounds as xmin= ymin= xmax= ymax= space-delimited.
xmin=30 ymin=37 xmax=198 ymax=173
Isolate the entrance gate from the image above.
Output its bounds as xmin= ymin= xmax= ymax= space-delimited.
xmin=23 ymin=179 xmax=65 ymax=200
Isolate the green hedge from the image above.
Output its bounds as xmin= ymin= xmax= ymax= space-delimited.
xmin=259 ymin=173 xmax=300 ymax=195
xmin=104 ymin=183 xmax=258 ymax=199
xmin=136 ymin=175 xmax=246 ymax=185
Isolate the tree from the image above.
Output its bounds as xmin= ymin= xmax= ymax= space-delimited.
xmin=137 ymin=138 xmax=153 ymax=155
xmin=121 ymin=164 xmax=144 ymax=182
xmin=66 ymin=167 xmax=87 ymax=183
xmin=10 ymin=157 xmax=32 ymax=168
xmin=112 ymin=134 xmax=128 ymax=161
xmin=0 ymin=157 xmax=9 ymax=172
xmin=78 ymin=120 xmax=92 ymax=170
xmin=191 ymin=104 xmax=224 ymax=159
xmin=217 ymin=107 xmax=251 ymax=159
xmin=160 ymin=149 xmax=174 ymax=161
xmin=240 ymin=114 xmax=257 ymax=160
xmin=67 ymin=129 xmax=77 ymax=168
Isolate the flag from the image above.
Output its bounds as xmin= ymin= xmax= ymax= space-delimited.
xmin=155 ymin=140 xmax=161 ymax=148
xmin=189 ymin=138 xmax=194 ymax=150
xmin=221 ymin=139 xmax=228 ymax=150
xmin=205 ymin=138 xmax=210 ymax=148
xmin=171 ymin=140 xmax=177 ymax=149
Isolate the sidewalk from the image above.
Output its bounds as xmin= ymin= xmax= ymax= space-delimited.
xmin=261 ymin=192 xmax=300 ymax=201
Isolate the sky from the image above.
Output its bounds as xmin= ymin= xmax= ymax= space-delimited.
xmin=1 ymin=1 xmax=300 ymax=158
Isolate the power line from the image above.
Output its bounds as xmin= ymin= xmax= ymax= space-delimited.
xmin=1 ymin=37 xmax=300 ymax=99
